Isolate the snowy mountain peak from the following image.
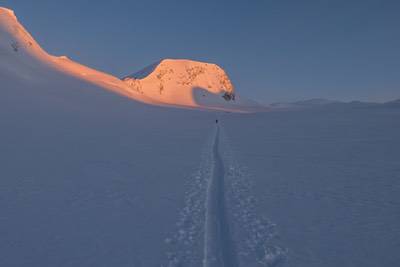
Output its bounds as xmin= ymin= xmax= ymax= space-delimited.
xmin=123 ymin=59 xmax=234 ymax=94
xmin=123 ymin=58 xmax=234 ymax=94
xmin=0 ymin=7 xmax=16 ymax=17
xmin=1 ymin=7 xmax=27 ymax=40
xmin=121 ymin=58 xmax=244 ymax=109
xmin=0 ymin=7 xmax=15 ymax=17
xmin=0 ymin=7 xmax=56 ymax=62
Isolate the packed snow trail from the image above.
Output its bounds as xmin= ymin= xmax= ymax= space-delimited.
xmin=203 ymin=125 xmax=238 ymax=267
xmin=163 ymin=124 xmax=286 ymax=266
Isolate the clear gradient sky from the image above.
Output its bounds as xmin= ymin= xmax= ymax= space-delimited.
xmin=2 ymin=0 xmax=400 ymax=103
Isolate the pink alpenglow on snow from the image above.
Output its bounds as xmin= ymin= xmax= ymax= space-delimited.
xmin=122 ymin=59 xmax=262 ymax=112
xmin=0 ymin=7 xmax=262 ymax=112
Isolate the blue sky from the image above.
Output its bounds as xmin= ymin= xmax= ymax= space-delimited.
xmin=2 ymin=0 xmax=400 ymax=103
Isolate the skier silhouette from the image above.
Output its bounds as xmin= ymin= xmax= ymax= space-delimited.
xmin=216 ymin=119 xmax=218 ymax=124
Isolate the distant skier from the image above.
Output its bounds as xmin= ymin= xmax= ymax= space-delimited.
xmin=216 ymin=119 xmax=218 ymax=124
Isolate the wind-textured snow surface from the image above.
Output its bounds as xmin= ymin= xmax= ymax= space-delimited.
xmin=221 ymin=108 xmax=400 ymax=267
xmin=0 ymin=71 xmax=218 ymax=266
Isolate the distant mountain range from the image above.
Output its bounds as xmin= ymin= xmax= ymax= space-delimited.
xmin=269 ymin=98 xmax=400 ymax=110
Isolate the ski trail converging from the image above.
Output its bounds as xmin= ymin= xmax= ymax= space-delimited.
xmin=164 ymin=124 xmax=287 ymax=266
xmin=203 ymin=125 xmax=237 ymax=267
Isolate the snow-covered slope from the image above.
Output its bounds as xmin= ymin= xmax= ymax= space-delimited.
xmin=0 ymin=7 xmax=259 ymax=112
xmin=122 ymin=59 xmax=264 ymax=112
xmin=0 ymin=7 xmax=161 ymax=105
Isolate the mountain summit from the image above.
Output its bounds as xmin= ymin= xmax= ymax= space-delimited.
xmin=121 ymin=59 xmax=250 ymax=110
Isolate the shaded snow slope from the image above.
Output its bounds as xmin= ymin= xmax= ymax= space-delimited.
xmin=0 ymin=74 xmax=217 ymax=266
xmin=123 ymin=59 xmax=265 ymax=112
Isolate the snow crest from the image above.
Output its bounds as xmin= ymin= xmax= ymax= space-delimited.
xmin=0 ymin=7 xmax=16 ymax=18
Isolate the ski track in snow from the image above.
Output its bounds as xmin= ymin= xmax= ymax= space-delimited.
xmin=164 ymin=125 xmax=288 ymax=267
xmin=163 ymin=128 xmax=215 ymax=267
xmin=203 ymin=126 xmax=237 ymax=267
